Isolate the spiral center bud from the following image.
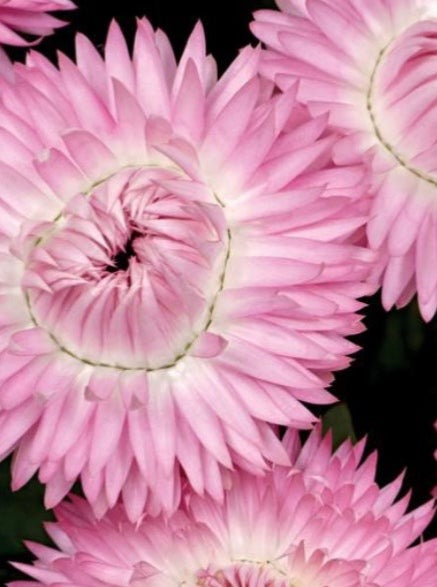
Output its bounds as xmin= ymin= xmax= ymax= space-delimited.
xmin=23 ymin=167 xmax=230 ymax=370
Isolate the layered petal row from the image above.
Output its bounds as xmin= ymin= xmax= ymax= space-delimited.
xmin=0 ymin=0 xmax=75 ymax=46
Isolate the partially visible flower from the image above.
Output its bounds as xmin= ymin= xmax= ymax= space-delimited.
xmin=12 ymin=428 xmax=437 ymax=586
xmin=433 ymin=421 xmax=437 ymax=498
xmin=0 ymin=43 xmax=12 ymax=79
xmin=0 ymin=18 xmax=373 ymax=520
xmin=252 ymin=0 xmax=437 ymax=320
xmin=0 ymin=0 xmax=75 ymax=46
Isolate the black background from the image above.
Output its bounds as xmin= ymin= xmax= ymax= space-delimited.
xmin=1 ymin=0 xmax=436 ymax=582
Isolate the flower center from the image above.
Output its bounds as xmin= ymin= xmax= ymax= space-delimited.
xmin=22 ymin=167 xmax=230 ymax=370
xmin=106 ymin=230 xmax=141 ymax=273
xmin=195 ymin=562 xmax=290 ymax=587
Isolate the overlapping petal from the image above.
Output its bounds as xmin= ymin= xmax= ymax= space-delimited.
xmin=0 ymin=0 xmax=75 ymax=46
xmin=252 ymin=0 xmax=437 ymax=320
xmin=12 ymin=428 xmax=437 ymax=586
xmin=0 ymin=18 xmax=374 ymax=519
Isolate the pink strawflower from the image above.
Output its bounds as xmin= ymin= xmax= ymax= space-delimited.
xmin=12 ymin=428 xmax=437 ymax=586
xmin=0 ymin=0 xmax=75 ymax=46
xmin=252 ymin=0 xmax=437 ymax=320
xmin=0 ymin=19 xmax=373 ymax=520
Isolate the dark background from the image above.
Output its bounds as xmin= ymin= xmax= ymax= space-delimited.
xmin=1 ymin=0 xmax=436 ymax=582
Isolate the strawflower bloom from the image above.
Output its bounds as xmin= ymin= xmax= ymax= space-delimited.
xmin=12 ymin=428 xmax=437 ymax=586
xmin=0 ymin=0 xmax=75 ymax=46
xmin=252 ymin=0 xmax=437 ymax=320
xmin=0 ymin=18 xmax=373 ymax=520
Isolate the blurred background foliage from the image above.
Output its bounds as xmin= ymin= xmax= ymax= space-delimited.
xmin=1 ymin=0 xmax=436 ymax=582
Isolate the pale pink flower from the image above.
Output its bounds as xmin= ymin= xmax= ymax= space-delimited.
xmin=0 ymin=19 xmax=373 ymax=520
xmin=12 ymin=428 xmax=437 ymax=586
xmin=252 ymin=0 xmax=437 ymax=320
xmin=0 ymin=0 xmax=75 ymax=46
